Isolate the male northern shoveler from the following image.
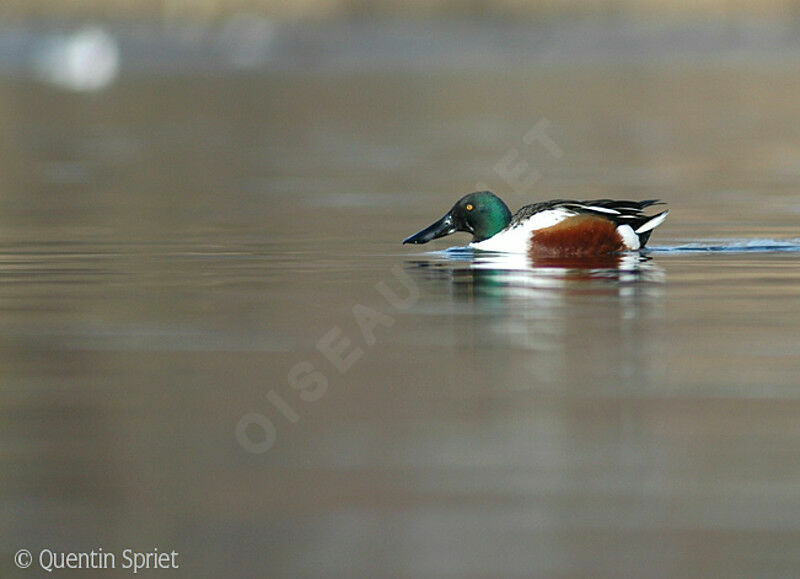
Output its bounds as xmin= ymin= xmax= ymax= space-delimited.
xmin=403 ymin=191 xmax=668 ymax=256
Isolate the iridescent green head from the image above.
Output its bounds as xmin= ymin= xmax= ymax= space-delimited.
xmin=403 ymin=191 xmax=513 ymax=245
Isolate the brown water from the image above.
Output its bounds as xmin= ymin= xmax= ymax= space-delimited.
xmin=3 ymin=55 xmax=800 ymax=577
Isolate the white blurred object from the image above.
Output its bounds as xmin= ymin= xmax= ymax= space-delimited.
xmin=33 ymin=26 xmax=120 ymax=92
xmin=217 ymin=13 xmax=276 ymax=69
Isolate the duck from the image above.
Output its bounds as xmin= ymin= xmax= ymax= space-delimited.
xmin=403 ymin=190 xmax=668 ymax=256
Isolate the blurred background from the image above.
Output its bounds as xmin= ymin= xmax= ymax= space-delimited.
xmin=3 ymin=1 xmax=800 ymax=578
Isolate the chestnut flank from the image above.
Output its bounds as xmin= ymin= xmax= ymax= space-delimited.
xmin=530 ymin=214 xmax=623 ymax=257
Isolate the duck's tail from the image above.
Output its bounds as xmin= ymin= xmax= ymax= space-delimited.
xmin=634 ymin=209 xmax=670 ymax=246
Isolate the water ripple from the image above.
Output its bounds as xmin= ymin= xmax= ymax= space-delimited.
xmin=650 ymin=239 xmax=800 ymax=254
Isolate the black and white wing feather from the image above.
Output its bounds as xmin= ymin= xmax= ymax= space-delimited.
xmin=510 ymin=198 xmax=668 ymax=246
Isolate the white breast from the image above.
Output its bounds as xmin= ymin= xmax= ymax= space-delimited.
xmin=469 ymin=208 xmax=574 ymax=253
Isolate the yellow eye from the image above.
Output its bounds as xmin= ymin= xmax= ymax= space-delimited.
xmin=466 ymin=204 xmax=473 ymax=211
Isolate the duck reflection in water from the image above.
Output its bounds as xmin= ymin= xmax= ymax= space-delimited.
xmin=405 ymin=249 xmax=665 ymax=303
xmin=404 ymin=249 xmax=665 ymax=354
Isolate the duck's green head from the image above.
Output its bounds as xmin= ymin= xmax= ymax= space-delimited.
xmin=403 ymin=191 xmax=512 ymax=245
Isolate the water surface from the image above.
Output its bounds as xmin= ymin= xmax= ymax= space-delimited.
xmin=2 ymin=25 xmax=800 ymax=577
